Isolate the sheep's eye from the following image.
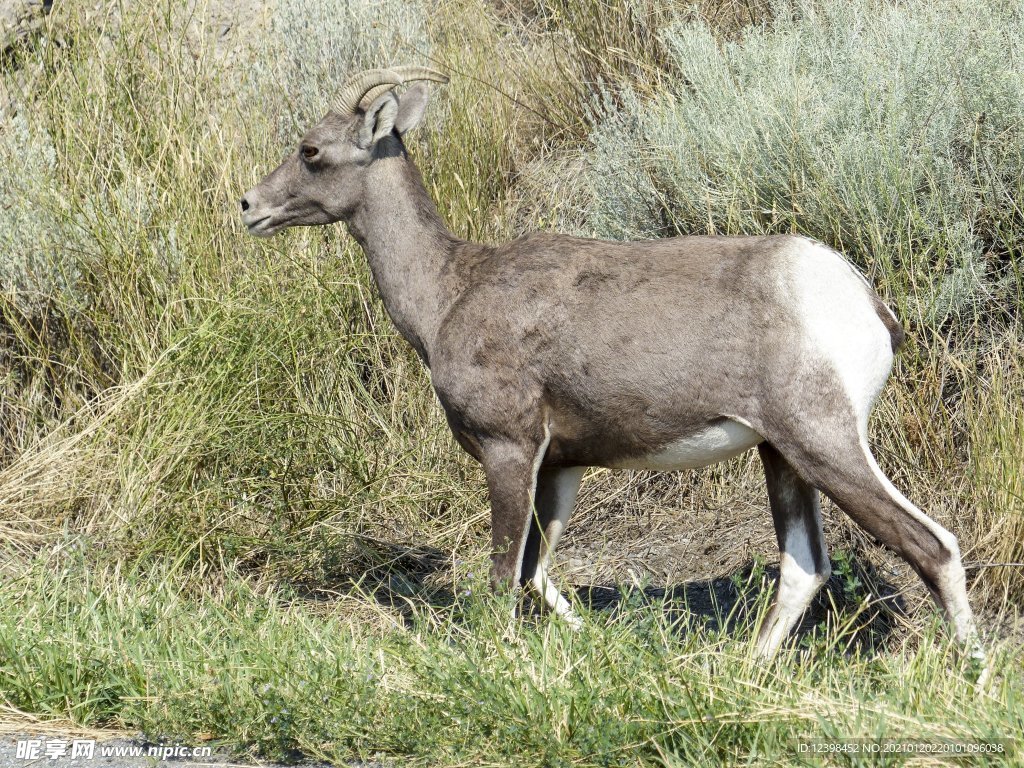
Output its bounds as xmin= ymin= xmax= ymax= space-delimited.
xmin=300 ymin=145 xmax=319 ymax=160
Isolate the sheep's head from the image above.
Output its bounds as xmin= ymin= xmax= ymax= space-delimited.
xmin=240 ymin=66 xmax=447 ymax=237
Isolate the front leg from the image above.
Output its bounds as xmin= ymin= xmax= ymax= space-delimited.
xmin=481 ymin=428 xmax=551 ymax=590
xmin=519 ymin=466 xmax=586 ymax=628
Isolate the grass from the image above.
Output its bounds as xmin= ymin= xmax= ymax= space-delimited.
xmin=1 ymin=0 xmax=1022 ymax=764
xmin=2 ymin=554 xmax=1021 ymax=766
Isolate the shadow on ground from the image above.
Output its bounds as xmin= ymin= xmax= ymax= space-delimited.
xmin=573 ymin=557 xmax=906 ymax=654
xmin=289 ymin=540 xmax=907 ymax=654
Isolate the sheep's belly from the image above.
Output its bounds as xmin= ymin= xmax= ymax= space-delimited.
xmin=611 ymin=419 xmax=764 ymax=471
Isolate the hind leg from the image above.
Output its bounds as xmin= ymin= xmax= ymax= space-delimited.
xmin=769 ymin=424 xmax=978 ymax=650
xmin=520 ymin=466 xmax=586 ymax=626
xmin=756 ymin=442 xmax=832 ymax=657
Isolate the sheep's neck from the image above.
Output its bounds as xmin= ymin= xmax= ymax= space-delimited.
xmin=346 ymin=149 xmax=460 ymax=365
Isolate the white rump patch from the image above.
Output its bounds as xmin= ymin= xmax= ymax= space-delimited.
xmin=612 ymin=419 xmax=763 ymax=471
xmin=787 ymin=239 xmax=895 ymax=426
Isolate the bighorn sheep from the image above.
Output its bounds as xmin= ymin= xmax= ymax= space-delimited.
xmin=241 ymin=66 xmax=981 ymax=659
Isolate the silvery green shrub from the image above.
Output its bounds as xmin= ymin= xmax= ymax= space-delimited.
xmin=272 ymin=0 xmax=430 ymax=129
xmin=576 ymin=0 xmax=1023 ymax=325
xmin=0 ymin=114 xmax=74 ymax=307
xmin=0 ymin=111 xmax=173 ymax=314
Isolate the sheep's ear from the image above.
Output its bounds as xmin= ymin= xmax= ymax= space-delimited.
xmin=394 ymin=84 xmax=430 ymax=135
xmin=359 ymin=92 xmax=399 ymax=148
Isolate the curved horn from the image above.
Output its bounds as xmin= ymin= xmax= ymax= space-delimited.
xmin=388 ymin=66 xmax=450 ymax=85
xmin=357 ymin=67 xmax=451 ymax=110
xmin=334 ymin=68 xmax=403 ymax=115
xmin=335 ymin=67 xmax=451 ymax=115
xmin=359 ymin=82 xmax=402 ymax=109
xmin=359 ymin=67 xmax=449 ymax=109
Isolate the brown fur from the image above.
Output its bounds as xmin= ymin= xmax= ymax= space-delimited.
xmin=240 ymin=82 xmax=979 ymax=656
xmin=871 ymin=293 xmax=907 ymax=352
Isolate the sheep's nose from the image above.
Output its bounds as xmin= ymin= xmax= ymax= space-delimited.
xmin=240 ymin=197 xmax=250 ymax=212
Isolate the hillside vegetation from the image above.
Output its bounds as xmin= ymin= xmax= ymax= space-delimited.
xmin=1 ymin=0 xmax=1021 ymax=764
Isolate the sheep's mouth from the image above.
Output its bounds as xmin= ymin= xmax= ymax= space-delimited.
xmin=244 ymin=214 xmax=277 ymax=237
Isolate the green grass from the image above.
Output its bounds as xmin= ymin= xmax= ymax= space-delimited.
xmin=2 ymin=554 xmax=1020 ymax=766
xmin=1 ymin=0 xmax=1023 ymax=764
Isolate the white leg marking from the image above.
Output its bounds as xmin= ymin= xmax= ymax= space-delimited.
xmin=757 ymin=497 xmax=829 ymax=658
xmin=530 ymin=466 xmax=585 ymax=628
xmin=534 ymin=564 xmax=582 ymax=630
xmin=860 ymin=440 xmax=978 ymax=644
xmin=512 ymin=424 xmax=552 ymax=587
